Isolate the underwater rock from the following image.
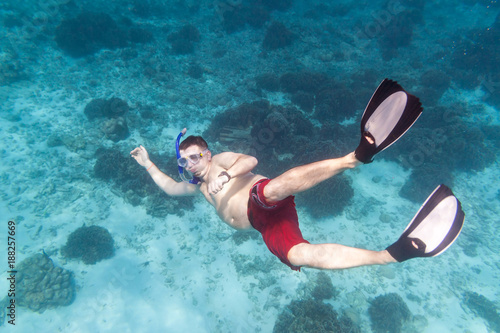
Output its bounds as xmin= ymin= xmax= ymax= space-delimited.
xmin=368 ymin=293 xmax=411 ymax=333
xmin=262 ymin=22 xmax=295 ymax=50
xmin=12 ymin=253 xmax=75 ymax=313
xmin=61 ymin=225 xmax=114 ymax=265
xmin=273 ymin=298 xmax=360 ymax=333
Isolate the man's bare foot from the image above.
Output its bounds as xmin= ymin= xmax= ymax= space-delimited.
xmin=365 ymin=133 xmax=375 ymax=144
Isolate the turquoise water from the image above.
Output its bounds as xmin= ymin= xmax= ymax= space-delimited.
xmin=0 ymin=0 xmax=499 ymax=332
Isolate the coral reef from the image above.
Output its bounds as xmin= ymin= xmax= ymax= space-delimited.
xmin=266 ymin=72 xmax=363 ymax=121
xmin=232 ymin=230 xmax=260 ymax=245
xmin=418 ymin=69 xmax=451 ymax=106
xmin=84 ymin=97 xmax=129 ymax=120
xmin=296 ymin=175 xmax=354 ymax=218
xmin=368 ymin=293 xmax=411 ymax=333
xmin=221 ymin=3 xmax=270 ymax=33
xmin=231 ymin=254 xmax=280 ymax=277
xmin=104 ymin=97 xmax=129 ymax=118
xmin=462 ymin=291 xmax=500 ymax=332
xmin=311 ymin=272 xmax=338 ymax=301
xmin=279 ymin=72 xmax=329 ymax=94
xmin=61 ymin=225 xmax=115 ymax=265
xmin=202 ymin=99 xmax=356 ymax=216
xmin=93 ymin=148 xmax=194 ymax=217
xmin=245 ymin=6 xmax=271 ymax=28
xmin=262 ymin=22 xmax=295 ymax=50
xmin=203 ymin=101 xmax=318 ymax=176
xmin=84 ymin=98 xmax=108 ymax=120
xmin=257 ymin=0 xmax=294 ymax=12
xmin=187 ymin=63 xmax=204 ymax=79
xmin=255 ymin=73 xmax=281 ymax=92
xmin=129 ymin=27 xmax=154 ymax=44
xmin=291 ymin=91 xmax=315 ymax=113
xmin=221 ymin=5 xmax=248 ymax=34
xmin=314 ymin=86 xmax=360 ymax=122
xmin=84 ymin=98 xmax=130 ymax=142
xmin=102 ymin=117 xmax=130 ymax=142
xmin=55 ymin=12 xmax=128 ymax=57
xmin=382 ymin=104 xmax=497 ymax=202
xmin=377 ymin=6 xmax=423 ymax=60
xmin=129 ymin=0 xmax=167 ymax=18
xmin=84 ymin=97 xmax=129 ymax=139
xmin=451 ymin=19 xmax=500 ymax=81
xmin=167 ymin=24 xmax=201 ymax=55
xmin=12 ymin=253 xmax=75 ymax=313
xmin=218 ymin=0 xmax=295 ymax=34
xmin=273 ymin=299 xmax=360 ymax=333
xmin=0 ymin=54 xmax=27 ymax=86
xmin=399 ymin=161 xmax=455 ymax=203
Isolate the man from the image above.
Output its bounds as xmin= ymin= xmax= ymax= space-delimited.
xmin=130 ymin=79 xmax=464 ymax=271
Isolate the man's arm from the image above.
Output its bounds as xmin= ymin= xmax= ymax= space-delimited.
xmin=207 ymin=152 xmax=258 ymax=195
xmin=130 ymin=145 xmax=198 ymax=196
xmin=216 ymin=152 xmax=258 ymax=179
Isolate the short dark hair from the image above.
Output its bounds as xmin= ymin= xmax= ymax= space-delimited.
xmin=179 ymin=135 xmax=208 ymax=151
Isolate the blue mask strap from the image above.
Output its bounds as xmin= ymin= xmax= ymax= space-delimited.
xmin=176 ymin=128 xmax=200 ymax=184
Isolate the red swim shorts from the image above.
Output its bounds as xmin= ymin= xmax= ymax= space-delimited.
xmin=247 ymin=179 xmax=309 ymax=271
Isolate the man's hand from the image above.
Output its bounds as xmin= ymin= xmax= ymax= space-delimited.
xmin=130 ymin=145 xmax=152 ymax=168
xmin=208 ymin=174 xmax=230 ymax=195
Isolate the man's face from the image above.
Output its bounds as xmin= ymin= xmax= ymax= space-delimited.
xmin=179 ymin=145 xmax=210 ymax=176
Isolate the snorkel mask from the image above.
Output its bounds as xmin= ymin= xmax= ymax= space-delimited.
xmin=176 ymin=128 xmax=201 ymax=184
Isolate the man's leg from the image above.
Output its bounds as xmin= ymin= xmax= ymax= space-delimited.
xmin=264 ymin=152 xmax=361 ymax=202
xmin=287 ymin=243 xmax=396 ymax=270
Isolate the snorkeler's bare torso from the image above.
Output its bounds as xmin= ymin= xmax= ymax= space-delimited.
xmin=199 ymin=169 xmax=265 ymax=230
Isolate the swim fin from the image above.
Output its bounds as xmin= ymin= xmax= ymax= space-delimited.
xmin=355 ymin=79 xmax=423 ymax=163
xmin=387 ymin=185 xmax=465 ymax=262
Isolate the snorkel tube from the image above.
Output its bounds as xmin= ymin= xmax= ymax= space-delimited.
xmin=176 ymin=128 xmax=201 ymax=184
